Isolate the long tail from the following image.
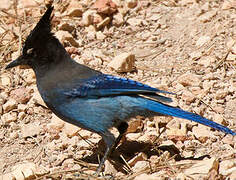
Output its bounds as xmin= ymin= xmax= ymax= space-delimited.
xmin=143 ymin=99 xmax=236 ymax=135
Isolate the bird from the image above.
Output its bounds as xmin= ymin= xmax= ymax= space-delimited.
xmin=6 ymin=5 xmax=236 ymax=174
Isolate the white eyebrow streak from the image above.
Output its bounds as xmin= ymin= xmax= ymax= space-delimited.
xmin=26 ymin=48 xmax=34 ymax=54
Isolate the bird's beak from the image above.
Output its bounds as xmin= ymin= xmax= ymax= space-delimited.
xmin=5 ymin=55 xmax=25 ymax=69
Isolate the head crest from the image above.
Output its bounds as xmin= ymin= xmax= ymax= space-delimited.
xmin=33 ymin=5 xmax=54 ymax=33
xmin=24 ymin=6 xmax=54 ymax=49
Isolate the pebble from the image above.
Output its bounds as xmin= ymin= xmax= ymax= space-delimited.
xmin=196 ymin=36 xmax=211 ymax=47
xmin=3 ymin=99 xmax=17 ymax=113
xmin=82 ymin=10 xmax=97 ymax=26
xmin=108 ymin=52 xmax=135 ymax=72
xmin=178 ymin=73 xmax=201 ymax=87
xmin=1 ymin=112 xmax=17 ymax=124
xmin=184 ymin=158 xmax=219 ymax=178
xmin=127 ymin=17 xmax=142 ymax=26
xmin=21 ymin=123 xmax=41 ymax=138
xmin=47 ymin=113 xmax=65 ymax=131
xmin=126 ymin=0 xmax=138 ymax=8
xmin=55 ymin=30 xmax=79 ymax=47
xmin=132 ymin=160 xmax=148 ymax=172
xmin=0 ymin=74 xmax=11 ymax=86
xmin=10 ymin=87 xmax=31 ymax=104
xmin=112 ymin=13 xmax=124 ymax=27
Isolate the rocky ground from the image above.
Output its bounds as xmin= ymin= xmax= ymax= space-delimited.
xmin=0 ymin=0 xmax=236 ymax=179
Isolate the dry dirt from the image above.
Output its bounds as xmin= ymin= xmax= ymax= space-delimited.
xmin=0 ymin=0 xmax=236 ymax=179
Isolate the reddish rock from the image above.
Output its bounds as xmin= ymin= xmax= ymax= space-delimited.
xmin=93 ymin=0 xmax=117 ymax=15
xmin=10 ymin=87 xmax=31 ymax=104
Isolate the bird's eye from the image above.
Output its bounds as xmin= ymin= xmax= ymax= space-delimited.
xmin=26 ymin=48 xmax=34 ymax=55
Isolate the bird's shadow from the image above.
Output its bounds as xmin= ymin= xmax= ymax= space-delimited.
xmin=80 ymin=139 xmax=210 ymax=173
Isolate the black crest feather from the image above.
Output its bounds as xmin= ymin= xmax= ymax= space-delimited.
xmin=24 ymin=6 xmax=54 ymax=50
xmin=33 ymin=5 xmax=54 ymax=34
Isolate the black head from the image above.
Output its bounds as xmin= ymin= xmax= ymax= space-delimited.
xmin=6 ymin=6 xmax=67 ymax=70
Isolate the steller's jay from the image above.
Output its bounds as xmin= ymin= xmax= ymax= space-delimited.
xmin=6 ymin=6 xmax=236 ymax=173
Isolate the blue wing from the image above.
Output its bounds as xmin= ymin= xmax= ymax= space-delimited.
xmin=64 ymin=74 xmax=174 ymax=102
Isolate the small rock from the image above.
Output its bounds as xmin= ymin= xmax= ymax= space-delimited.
xmin=126 ymin=0 xmax=138 ymax=8
xmin=166 ymin=120 xmax=187 ymax=137
xmin=55 ymin=30 xmax=79 ymax=47
xmin=17 ymin=104 xmax=27 ymax=112
xmin=132 ymin=160 xmax=148 ymax=172
xmin=104 ymin=160 xmax=118 ymax=175
xmin=82 ymin=10 xmax=97 ymax=26
xmin=178 ymin=0 xmax=195 ymax=6
xmin=3 ymin=99 xmax=17 ymax=113
xmin=10 ymin=87 xmax=31 ymax=104
xmin=190 ymin=86 xmax=204 ymax=96
xmin=63 ymin=122 xmax=80 ymax=138
xmin=127 ymin=119 xmax=143 ymax=133
xmin=181 ymin=90 xmax=196 ymax=104
xmin=229 ymin=168 xmax=236 ymax=179
xmin=112 ymin=13 xmax=124 ymax=27
xmin=86 ymin=30 xmax=96 ymax=41
xmin=126 ymin=132 xmax=142 ymax=141
xmin=198 ymin=56 xmax=215 ymax=67
xmin=47 ymin=114 xmax=65 ymax=131
xmin=67 ymin=7 xmax=83 ymax=17
xmin=226 ymin=38 xmax=235 ymax=49
xmin=1 ymin=112 xmax=17 ymax=124
xmin=215 ymin=90 xmax=228 ymax=100
xmin=225 ymin=100 xmax=236 ymax=119
xmin=189 ymin=51 xmax=202 ymax=60
xmin=222 ymin=0 xmax=236 ymax=10
xmin=196 ymin=36 xmax=211 ymax=47
xmin=222 ymin=135 xmax=234 ymax=146
xmin=108 ymin=52 xmax=135 ymax=72
xmin=220 ymin=159 xmax=236 ymax=175
xmin=213 ymin=114 xmax=225 ymax=125
xmin=178 ymin=73 xmax=201 ymax=87
xmin=58 ymin=22 xmax=75 ymax=32
xmin=89 ymin=58 xmax=102 ymax=66
xmin=184 ymin=158 xmax=219 ymax=177
xmin=192 ymin=125 xmax=212 ymax=141
xmin=11 ymin=162 xmax=48 ymax=180
xmin=0 ymin=94 xmax=6 ymax=105
xmin=0 ymin=74 xmax=11 ymax=86
xmin=96 ymin=31 xmax=106 ymax=40
xmin=93 ymin=0 xmax=117 ymax=15
xmin=18 ymin=112 xmax=26 ymax=120
xmin=0 ymin=0 xmax=12 ymax=9
xmin=127 ymin=18 xmax=142 ymax=26
xmin=10 ymin=132 xmax=19 ymax=139
xmin=21 ymin=123 xmax=41 ymax=138
xmin=22 ymin=69 xmax=35 ymax=84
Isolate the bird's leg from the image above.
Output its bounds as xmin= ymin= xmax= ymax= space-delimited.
xmin=96 ymin=122 xmax=128 ymax=174
xmin=110 ymin=121 xmax=128 ymax=155
xmin=96 ymin=144 xmax=112 ymax=174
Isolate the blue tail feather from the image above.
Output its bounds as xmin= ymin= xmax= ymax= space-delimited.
xmin=144 ymin=99 xmax=236 ymax=135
